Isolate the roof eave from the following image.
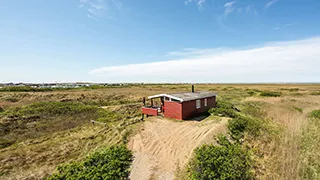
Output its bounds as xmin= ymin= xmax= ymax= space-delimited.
xmin=147 ymin=94 xmax=184 ymax=102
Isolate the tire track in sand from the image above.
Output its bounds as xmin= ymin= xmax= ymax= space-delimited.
xmin=128 ymin=118 xmax=228 ymax=180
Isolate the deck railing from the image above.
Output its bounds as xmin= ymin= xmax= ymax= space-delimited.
xmin=142 ymin=106 xmax=159 ymax=116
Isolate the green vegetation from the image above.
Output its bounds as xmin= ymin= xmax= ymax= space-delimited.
xmin=209 ymin=100 xmax=267 ymax=140
xmin=260 ymin=91 xmax=282 ymax=97
xmin=310 ymin=91 xmax=320 ymax=96
xmin=188 ymin=136 xmax=253 ymax=180
xmin=47 ymin=145 xmax=133 ymax=180
xmin=189 ymin=97 xmax=273 ymax=179
xmin=0 ymin=101 xmax=141 ymax=149
xmin=246 ymin=90 xmax=256 ymax=96
xmin=309 ymin=110 xmax=320 ymax=119
xmin=1 ymin=101 xmax=98 ymax=117
xmin=280 ymin=88 xmax=299 ymax=92
xmin=300 ymin=110 xmax=320 ymax=179
xmin=0 ymin=86 xmax=55 ymax=92
xmin=0 ymin=84 xmax=138 ymax=92
xmin=1 ymin=84 xmax=319 ymax=179
xmin=228 ymin=115 xmax=261 ymax=140
xmin=292 ymin=106 xmax=303 ymax=113
xmin=208 ymin=99 xmax=237 ymax=118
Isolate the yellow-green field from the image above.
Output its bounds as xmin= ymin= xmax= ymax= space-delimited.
xmin=0 ymin=84 xmax=320 ymax=179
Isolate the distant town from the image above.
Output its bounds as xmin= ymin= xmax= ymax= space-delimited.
xmin=0 ymin=82 xmax=135 ymax=89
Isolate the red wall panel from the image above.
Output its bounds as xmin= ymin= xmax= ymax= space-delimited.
xmin=181 ymin=96 xmax=216 ymax=120
xmin=164 ymin=101 xmax=182 ymax=120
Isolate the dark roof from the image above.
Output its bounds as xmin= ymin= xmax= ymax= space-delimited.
xmin=168 ymin=91 xmax=216 ymax=101
xmin=148 ymin=91 xmax=216 ymax=102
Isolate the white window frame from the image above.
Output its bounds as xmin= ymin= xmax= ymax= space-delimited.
xmin=196 ymin=100 xmax=201 ymax=109
xmin=204 ymin=98 xmax=207 ymax=107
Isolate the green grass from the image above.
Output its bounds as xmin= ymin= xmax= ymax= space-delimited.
xmin=1 ymin=101 xmax=98 ymax=117
xmin=299 ymin=110 xmax=320 ymax=179
xmin=0 ymin=101 xmax=141 ymax=149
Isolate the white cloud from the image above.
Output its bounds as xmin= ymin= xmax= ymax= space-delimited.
xmin=90 ymin=3 xmax=104 ymax=10
xmin=273 ymin=23 xmax=299 ymax=30
xmin=167 ymin=48 xmax=227 ymax=57
xmin=224 ymin=1 xmax=236 ymax=15
xmin=184 ymin=0 xmax=205 ymax=10
xmin=224 ymin=1 xmax=236 ymax=7
xmin=273 ymin=27 xmax=280 ymax=30
xmin=79 ymin=0 xmax=122 ymax=20
xmin=89 ymin=37 xmax=320 ymax=83
xmin=87 ymin=14 xmax=97 ymax=20
xmin=265 ymin=0 xmax=279 ymax=9
xmin=88 ymin=8 xmax=99 ymax=16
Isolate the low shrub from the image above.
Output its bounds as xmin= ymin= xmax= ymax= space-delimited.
xmin=310 ymin=91 xmax=320 ymax=96
xmin=208 ymin=99 xmax=238 ymax=118
xmin=3 ymin=97 xmax=19 ymax=102
xmin=291 ymin=93 xmax=303 ymax=97
xmin=0 ymin=138 xmax=15 ymax=148
xmin=260 ymin=91 xmax=281 ymax=97
xmin=97 ymin=109 xmax=123 ymax=122
xmin=228 ymin=114 xmax=265 ymax=140
xmin=289 ymin=88 xmax=299 ymax=92
xmin=47 ymin=145 xmax=133 ymax=180
xmin=241 ymin=102 xmax=266 ymax=119
xmin=188 ymin=136 xmax=253 ymax=180
xmin=293 ymin=106 xmax=303 ymax=113
xmin=247 ymin=90 xmax=256 ymax=96
xmin=309 ymin=110 xmax=320 ymax=119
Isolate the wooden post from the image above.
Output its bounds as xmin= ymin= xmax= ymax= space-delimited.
xmin=143 ymin=97 xmax=146 ymax=106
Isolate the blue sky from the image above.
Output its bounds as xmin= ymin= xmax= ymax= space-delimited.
xmin=0 ymin=0 xmax=319 ymax=83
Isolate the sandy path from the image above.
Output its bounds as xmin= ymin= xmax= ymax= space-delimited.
xmin=128 ymin=118 xmax=228 ymax=180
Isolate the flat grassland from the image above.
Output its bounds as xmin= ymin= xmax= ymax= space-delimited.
xmin=0 ymin=84 xmax=320 ymax=179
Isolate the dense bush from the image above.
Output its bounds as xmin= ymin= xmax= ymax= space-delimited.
xmin=246 ymin=90 xmax=256 ymax=96
xmin=188 ymin=136 xmax=253 ymax=180
xmin=240 ymin=102 xmax=265 ymax=119
xmin=228 ymin=115 xmax=264 ymax=140
xmin=208 ymin=99 xmax=238 ymax=118
xmin=309 ymin=110 xmax=320 ymax=119
xmin=47 ymin=145 xmax=133 ymax=180
xmin=260 ymin=91 xmax=281 ymax=97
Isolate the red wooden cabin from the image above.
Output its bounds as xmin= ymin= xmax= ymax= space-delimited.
xmin=142 ymin=88 xmax=216 ymax=120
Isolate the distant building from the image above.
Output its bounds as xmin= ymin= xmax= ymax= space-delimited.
xmin=142 ymin=85 xmax=216 ymax=120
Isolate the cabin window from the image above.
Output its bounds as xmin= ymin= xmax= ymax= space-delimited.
xmin=204 ymin=98 xmax=207 ymax=106
xmin=196 ymin=100 xmax=201 ymax=109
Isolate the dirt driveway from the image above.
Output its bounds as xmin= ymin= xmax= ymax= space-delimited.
xmin=128 ymin=117 xmax=228 ymax=180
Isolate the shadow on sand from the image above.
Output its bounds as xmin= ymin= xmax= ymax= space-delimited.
xmin=186 ymin=112 xmax=211 ymax=122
